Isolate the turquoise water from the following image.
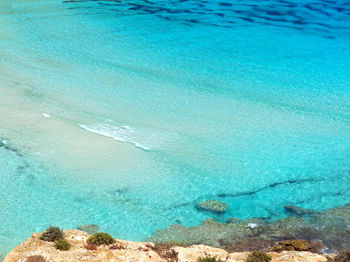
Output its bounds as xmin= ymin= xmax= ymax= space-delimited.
xmin=1 ymin=0 xmax=350 ymax=257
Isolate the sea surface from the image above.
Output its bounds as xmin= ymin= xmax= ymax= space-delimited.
xmin=1 ymin=0 xmax=350 ymax=258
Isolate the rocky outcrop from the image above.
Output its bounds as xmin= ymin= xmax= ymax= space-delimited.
xmin=197 ymin=200 xmax=228 ymax=213
xmin=4 ymin=230 xmax=333 ymax=262
xmin=270 ymin=240 xmax=320 ymax=252
xmin=151 ymin=203 xmax=350 ymax=252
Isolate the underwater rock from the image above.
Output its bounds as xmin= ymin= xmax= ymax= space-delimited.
xmin=308 ymin=204 xmax=350 ymax=251
xmin=311 ymin=204 xmax=350 ymax=224
xmin=196 ymin=200 xmax=228 ymax=213
xmin=261 ymin=216 xmax=316 ymax=241
xmin=151 ymin=218 xmax=257 ymax=248
xmin=219 ymin=237 xmax=273 ymax=252
xmin=334 ymin=250 xmax=350 ymax=262
xmin=226 ymin=217 xmax=241 ymax=224
xmin=284 ymin=205 xmax=315 ymax=215
xmin=152 ymin=203 xmax=350 ymax=253
xmin=151 ymin=215 xmax=325 ymax=252
xmin=77 ymin=224 xmax=99 ymax=235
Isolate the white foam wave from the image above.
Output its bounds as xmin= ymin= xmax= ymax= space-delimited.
xmin=42 ymin=113 xmax=51 ymax=118
xmin=79 ymin=123 xmax=154 ymax=150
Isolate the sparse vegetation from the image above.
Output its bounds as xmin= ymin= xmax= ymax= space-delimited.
xmin=245 ymin=251 xmax=272 ymax=262
xmin=164 ymin=249 xmax=178 ymax=261
xmin=54 ymin=239 xmax=71 ymax=251
xmin=40 ymin=227 xmax=63 ymax=242
xmin=146 ymin=243 xmax=181 ymax=262
xmin=109 ymin=242 xmax=126 ymax=250
xmin=197 ymin=256 xmax=223 ymax=262
xmin=84 ymin=242 xmax=97 ymax=250
xmin=87 ymin=232 xmax=116 ymax=246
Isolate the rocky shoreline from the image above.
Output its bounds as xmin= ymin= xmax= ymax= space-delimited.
xmin=4 ymin=203 xmax=350 ymax=261
xmin=150 ymin=203 xmax=350 ymax=253
xmin=4 ymin=230 xmax=334 ymax=262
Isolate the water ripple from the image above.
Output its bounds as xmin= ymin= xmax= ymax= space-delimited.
xmin=63 ymin=0 xmax=350 ymax=38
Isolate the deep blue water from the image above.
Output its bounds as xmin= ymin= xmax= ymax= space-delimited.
xmin=0 ymin=0 xmax=350 ymax=258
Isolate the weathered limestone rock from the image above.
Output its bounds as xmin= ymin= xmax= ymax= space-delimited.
xmin=282 ymin=240 xmax=311 ymax=251
xmin=270 ymin=240 xmax=315 ymax=252
xmin=197 ymin=200 xmax=228 ymax=213
xmin=4 ymin=230 xmax=334 ymax=262
xmin=26 ymin=256 xmax=46 ymax=262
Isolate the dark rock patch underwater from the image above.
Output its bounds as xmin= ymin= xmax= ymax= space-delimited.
xmin=150 ymin=203 xmax=350 ymax=253
xmin=0 ymin=138 xmax=22 ymax=157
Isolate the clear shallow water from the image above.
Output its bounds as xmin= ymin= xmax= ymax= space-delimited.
xmin=0 ymin=0 xmax=350 ymax=257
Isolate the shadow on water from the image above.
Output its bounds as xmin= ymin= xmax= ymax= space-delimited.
xmin=0 ymin=139 xmax=22 ymax=158
xmin=162 ymin=177 xmax=317 ymax=213
xmin=62 ymin=0 xmax=350 ymax=38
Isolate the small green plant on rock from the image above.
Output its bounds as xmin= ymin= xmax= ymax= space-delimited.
xmin=197 ymin=257 xmax=223 ymax=262
xmin=87 ymin=232 xmax=116 ymax=246
xmin=246 ymin=251 xmax=272 ymax=262
xmin=54 ymin=239 xmax=71 ymax=251
xmin=40 ymin=227 xmax=63 ymax=242
xmin=164 ymin=249 xmax=178 ymax=262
